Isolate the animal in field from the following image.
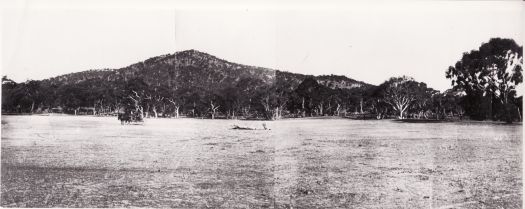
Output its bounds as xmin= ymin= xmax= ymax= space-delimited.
xmin=118 ymin=113 xmax=131 ymax=125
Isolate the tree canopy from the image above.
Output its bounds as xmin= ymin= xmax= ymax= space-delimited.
xmin=446 ymin=38 xmax=523 ymax=122
xmin=376 ymin=76 xmax=438 ymax=119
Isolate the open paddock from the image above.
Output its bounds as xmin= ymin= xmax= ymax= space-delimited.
xmin=1 ymin=116 xmax=522 ymax=208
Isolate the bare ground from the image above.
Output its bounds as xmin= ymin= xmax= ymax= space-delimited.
xmin=1 ymin=116 xmax=522 ymax=208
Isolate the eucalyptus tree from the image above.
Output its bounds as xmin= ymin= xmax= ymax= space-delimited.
xmin=379 ymin=76 xmax=432 ymax=119
xmin=121 ymin=77 xmax=149 ymax=120
xmin=446 ymin=38 xmax=523 ymax=122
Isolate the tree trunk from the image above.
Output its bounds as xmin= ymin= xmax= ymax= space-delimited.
xmin=174 ymin=106 xmax=180 ymax=118
xmin=335 ymin=104 xmax=341 ymax=116
xmin=210 ymin=101 xmax=219 ymax=120
xmin=138 ymin=106 xmax=144 ymax=120
xmin=360 ymin=99 xmax=363 ymax=113
xmin=517 ymin=107 xmax=522 ymax=121
xmin=161 ymin=104 xmax=167 ymax=117
xmin=301 ymin=97 xmax=306 ymax=117
xmin=504 ymin=103 xmax=513 ymax=124
xmin=153 ymin=107 xmax=158 ymax=118
xmin=242 ymin=106 xmax=249 ymax=118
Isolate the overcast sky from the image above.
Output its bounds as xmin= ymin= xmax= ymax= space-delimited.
xmin=1 ymin=1 xmax=524 ymax=92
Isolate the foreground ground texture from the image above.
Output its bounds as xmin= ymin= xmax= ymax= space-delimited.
xmin=1 ymin=116 xmax=522 ymax=208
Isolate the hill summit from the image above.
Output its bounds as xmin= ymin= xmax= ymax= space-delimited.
xmin=44 ymin=49 xmax=371 ymax=91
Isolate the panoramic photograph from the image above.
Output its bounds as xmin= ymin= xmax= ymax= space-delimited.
xmin=1 ymin=1 xmax=523 ymax=208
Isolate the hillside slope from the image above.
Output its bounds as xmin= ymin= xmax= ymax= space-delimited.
xmin=43 ymin=49 xmax=372 ymax=91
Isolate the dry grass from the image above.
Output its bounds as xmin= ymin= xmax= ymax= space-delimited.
xmin=1 ymin=116 xmax=522 ymax=208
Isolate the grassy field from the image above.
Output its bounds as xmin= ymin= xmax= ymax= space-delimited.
xmin=1 ymin=115 xmax=522 ymax=208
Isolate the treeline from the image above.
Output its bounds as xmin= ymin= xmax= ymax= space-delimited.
xmin=2 ymin=38 xmax=522 ymax=122
xmin=0 ymin=74 xmax=499 ymax=121
xmin=2 ymin=74 xmax=522 ymax=122
xmin=1 ymin=74 xmax=367 ymax=120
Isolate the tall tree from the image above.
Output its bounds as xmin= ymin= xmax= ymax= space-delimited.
xmin=446 ymin=38 xmax=523 ymax=122
xmin=121 ymin=77 xmax=149 ymax=120
xmin=2 ymin=76 xmax=19 ymax=112
xmin=379 ymin=76 xmax=430 ymax=119
xmin=411 ymin=84 xmax=439 ymax=119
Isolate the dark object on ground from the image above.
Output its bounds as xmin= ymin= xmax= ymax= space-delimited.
xmin=118 ymin=112 xmax=144 ymax=125
xmin=395 ymin=119 xmax=445 ymax=123
xmin=232 ymin=123 xmax=270 ymax=130
xmin=232 ymin=125 xmax=256 ymax=130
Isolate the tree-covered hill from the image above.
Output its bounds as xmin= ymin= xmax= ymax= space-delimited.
xmin=41 ymin=49 xmax=370 ymax=92
xmin=3 ymin=49 xmax=375 ymax=119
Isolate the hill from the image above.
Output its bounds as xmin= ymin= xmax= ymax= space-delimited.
xmin=43 ymin=49 xmax=371 ymax=91
xmin=2 ymin=49 xmax=375 ymax=119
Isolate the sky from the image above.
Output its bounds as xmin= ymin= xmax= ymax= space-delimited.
xmin=1 ymin=1 xmax=524 ymax=92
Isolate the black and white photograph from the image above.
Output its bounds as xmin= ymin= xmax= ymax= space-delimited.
xmin=1 ymin=1 xmax=524 ymax=208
